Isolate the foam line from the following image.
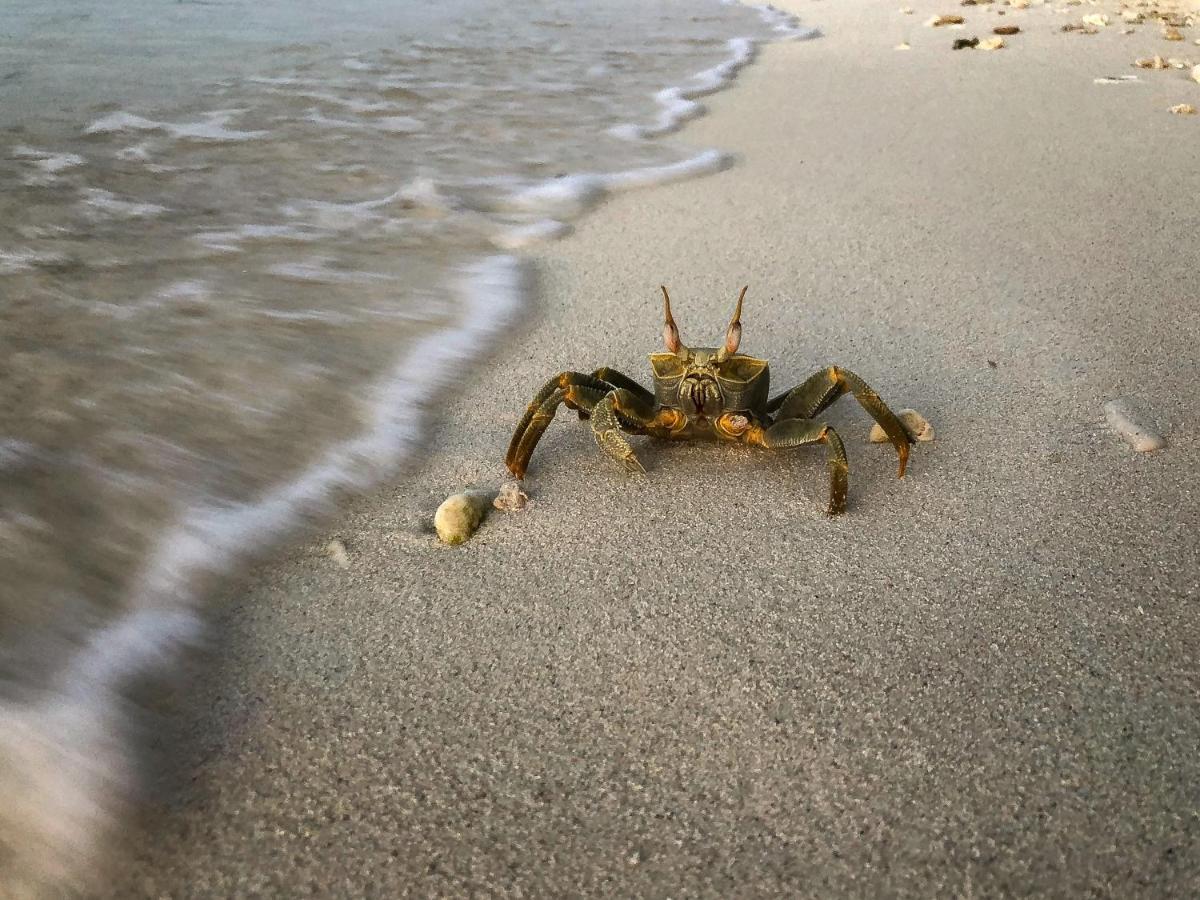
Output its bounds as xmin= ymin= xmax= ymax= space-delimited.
xmin=612 ymin=3 xmax=816 ymax=141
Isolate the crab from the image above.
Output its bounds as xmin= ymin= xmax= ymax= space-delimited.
xmin=505 ymin=286 xmax=915 ymax=514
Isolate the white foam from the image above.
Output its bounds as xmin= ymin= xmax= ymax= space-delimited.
xmin=612 ymin=4 xmax=815 ymax=141
xmin=375 ymin=115 xmax=425 ymax=134
xmin=298 ymin=107 xmax=424 ymax=133
xmin=285 ymin=91 xmax=396 ymax=114
xmin=94 ymin=280 xmax=211 ymax=321
xmin=493 ymin=219 xmax=574 ymax=250
xmin=301 ymin=108 xmax=363 ymax=130
xmin=193 ymin=223 xmax=325 ymax=252
xmin=266 ymin=258 xmax=392 ymax=284
xmin=85 ymin=110 xmax=268 ymax=143
xmin=500 ymin=149 xmax=732 ymax=220
xmin=0 ymin=248 xmax=68 ymax=275
xmin=81 ymin=188 xmax=168 ymax=220
xmin=11 ymin=145 xmax=87 ymax=185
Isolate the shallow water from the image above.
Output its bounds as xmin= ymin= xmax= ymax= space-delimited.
xmin=0 ymin=0 xmax=806 ymax=696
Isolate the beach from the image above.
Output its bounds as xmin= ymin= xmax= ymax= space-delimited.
xmin=103 ymin=0 xmax=1200 ymax=895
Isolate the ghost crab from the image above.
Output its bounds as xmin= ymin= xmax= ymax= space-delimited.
xmin=505 ymin=286 xmax=914 ymax=514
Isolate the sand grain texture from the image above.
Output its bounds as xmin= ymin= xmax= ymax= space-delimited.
xmin=107 ymin=0 xmax=1200 ymax=896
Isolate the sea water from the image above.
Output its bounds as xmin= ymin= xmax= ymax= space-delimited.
xmin=0 ymin=0 xmax=809 ymax=698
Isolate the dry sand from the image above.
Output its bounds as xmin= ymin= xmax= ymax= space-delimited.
xmin=106 ymin=0 xmax=1199 ymax=895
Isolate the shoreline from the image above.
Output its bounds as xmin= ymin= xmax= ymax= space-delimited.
xmin=107 ymin=0 xmax=1200 ymax=895
xmin=1 ymin=7 xmax=818 ymax=891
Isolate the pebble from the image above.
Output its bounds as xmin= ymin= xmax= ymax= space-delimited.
xmin=434 ymin=490 xmax=495 ymax=544
xmin=1103 ymin=399 xmax=1165 ymax=452
xmin=869 ymin=409 xmax=935 ymax=443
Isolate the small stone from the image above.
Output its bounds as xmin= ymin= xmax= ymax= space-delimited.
xmin=1121 ymin=9 xmax=1142 ymax=21
xmin=1169 ymin=103 xmax=1198 ymax=114
xmin=1008 ymin=0 xmax=1030 ymax=7
xmin=1103 ymin=399 xmax=1165 ymax=451
xmin=434 ymin=490 xmax=495 ymax=544
xmin=953 ymin=36 xmax=981 ymax=48
xmin=900 ymin=5 xmax=915 ymax=12
xmin=1134 ymin=54 xmax=1167 ymax=68
xmin=869 ymin=409 xmax=935 ymax=443
xmin=994 ymin=24 xmax=1021 ymax=33
xmin=1163 ymin=26 xmax=1184 ymax=40
xmin=1191 ymin=63 xmax=1200 ymax=82
xmin=977 ymin=35 xmax=1006 ymax=48
xmin=895 ymin=41 xmax=913 ymax=49
xmin=1082 ymin=12 xmax=1109 ymax=26
xmin=928 ymin=13 xmax=967 ymax=25
xmin=493 ymin=481 xmax=529 ymax=512
xmin=326 ymin=539 xmax=351 ymax=569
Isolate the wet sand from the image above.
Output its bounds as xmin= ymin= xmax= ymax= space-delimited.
xmin=108 ymin=0 xmax=1200 ymax=895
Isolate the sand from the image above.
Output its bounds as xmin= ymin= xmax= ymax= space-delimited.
xmin=106 ymin=0 xmax=1200 ymax=896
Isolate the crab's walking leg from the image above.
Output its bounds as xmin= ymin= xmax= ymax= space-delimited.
xmin=751 ymin=418 xmax=849 ymax=515
xmin=590 ymin=388 xmax=657 ymax=474
xmin=591 ymin=368 xmax=656 ymax=405
xmin=506 ymin=371 xmax=614 ymax=478
xmin=768 ymin=366 xmax=912 ymax=478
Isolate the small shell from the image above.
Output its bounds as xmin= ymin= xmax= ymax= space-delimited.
xmin=493 ymin=481 xmax=529 ymax=512
xmin=326 ymin=539 xmax=351 ymax=569
xmin=869 ymin=409 xmax=935 ymax=443
xmin=434 ymin=490 xmax=494 ymax=544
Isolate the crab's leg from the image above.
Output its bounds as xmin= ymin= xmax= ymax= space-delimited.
xmin=768 ymin=366 xmax=912 ymax=478
xmin=506 ymin=371 xmax=614 ymax=478
xmin=591 ymin=368 xmax=656 ymax=405
xmin=750 ymin=418 xmax=850 ymax=515
xmin=590 ymin=388 xmax=658 ymax=474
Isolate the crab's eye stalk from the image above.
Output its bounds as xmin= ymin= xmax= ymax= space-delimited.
xmin=716 ymin=285 xmax=747 ymax=362
xmin=660 ymin=284 xmax=685 ymax=355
